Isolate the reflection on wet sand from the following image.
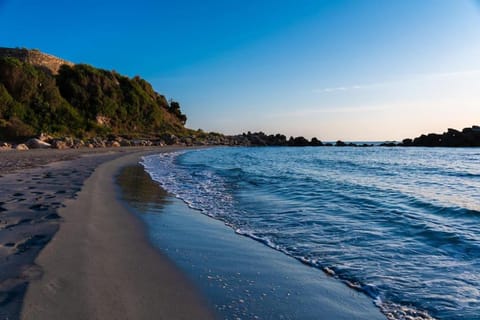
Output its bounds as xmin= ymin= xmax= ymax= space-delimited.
xmin=116 ymin=165 xmax=171 ymax=213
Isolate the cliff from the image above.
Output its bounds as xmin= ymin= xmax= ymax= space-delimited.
xmin=0 ymin=47 xmax=73 ymax=75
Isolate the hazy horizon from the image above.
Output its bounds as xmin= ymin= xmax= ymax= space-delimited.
xmin=1 ymin=0 xmax=479 ymax=140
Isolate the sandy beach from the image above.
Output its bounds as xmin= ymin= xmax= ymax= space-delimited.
xmin=0 ymin=147 xmax=213 ymax=320
xmin=16 ymin=147 xmax=214 ymax=320
xmin=0 ymin=147 xmax=386 ymax=319
xmin=0 ymin=148 xmax=129 ymax=318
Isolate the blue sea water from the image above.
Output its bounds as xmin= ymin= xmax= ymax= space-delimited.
xmin=142 ymin=147 xmax=480 ymax=320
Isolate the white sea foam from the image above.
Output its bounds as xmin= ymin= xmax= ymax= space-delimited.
xmin=141 ymin=152 xmax=235 ymax=221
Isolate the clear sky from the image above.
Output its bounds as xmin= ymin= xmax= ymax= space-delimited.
xmin=1 ymin=0 xmax=480 ymax=140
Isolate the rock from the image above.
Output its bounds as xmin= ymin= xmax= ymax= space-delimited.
xmin=96 ymin=115 xmax=111 ymax=127
xmin=403 ymin=125 xmax=480 ymax=147
xmin=183 ymin=137 xmax=193 ymax=146
xmin=87 ymin=143 xmax=94 ymax=148
xmin=310 ymin=137 xmax=323 ymax=146
xmin=119 ymin=139 xmax=131 ymax=147
xmin=110 ymin=141 xmax=121 ymax=147
xmin=38 ymin=133 xmax=53 ymax=142
xmin=15 ymin=144 xmax=29 ymax=151
xmin=26 ymin=138 xmax=51 ymax=149
xmin=89 ymin=137 xmax=106 ymax=148
xmin=288 ymin=136 xmax=310 ymax=146
xmin=64 ymin=137 xmax=74 ymax=148
xmin=72 ymin=139 xmax=85 ymax=148
xmin=380 ymin=142 xmax=397 ymax=147
xmin=0 ymin=142 xmax=12 ymax=150
xmin=162 ymin=135 xmax=180 ymax=145
xmin=51 ymin=140 xmax=68 ymax=149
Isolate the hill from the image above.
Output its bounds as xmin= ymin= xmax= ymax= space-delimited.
xmin=0 ymin=48 xmax=188 ymax=141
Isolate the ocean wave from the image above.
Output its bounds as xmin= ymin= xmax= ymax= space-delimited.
xmin=141 ymin=147 xmax=480 ymax=320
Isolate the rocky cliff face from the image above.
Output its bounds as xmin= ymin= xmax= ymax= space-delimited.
xmin=0 ymin=47 xmax=73 ymax=74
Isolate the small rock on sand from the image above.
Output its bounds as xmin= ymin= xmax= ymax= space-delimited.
xmin=15 ymin=144 xmax=29 ymax=151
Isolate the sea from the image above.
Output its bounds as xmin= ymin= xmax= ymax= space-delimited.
xmin=141 ymin=146 xmax=480 ymax=320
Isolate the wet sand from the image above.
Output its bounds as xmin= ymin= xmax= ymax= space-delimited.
xmin=19 ymin=148 xmax=214 ymax=319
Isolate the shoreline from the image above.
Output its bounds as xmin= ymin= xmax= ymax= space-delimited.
xmin=19 ymin=147 xmax=214 ymax=319
xmin=2 ymin=146 xmax=385 ymax=319
xmin=123 ymin=153 xmax=386 ymax=319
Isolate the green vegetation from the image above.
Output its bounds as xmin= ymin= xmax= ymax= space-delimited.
xmin=0 ymin=57 xmax=188 ymax=141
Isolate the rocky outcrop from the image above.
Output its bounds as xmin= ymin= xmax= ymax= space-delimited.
xmin=0 ymin=47 xmax=73 ymax=74
xmin=393 ymin=126 xmax=480 ymax=147
xmin=224 ymin=132 xmax=377 ymax=147
xmin=227 ymin=132 xmax=324 ymax=147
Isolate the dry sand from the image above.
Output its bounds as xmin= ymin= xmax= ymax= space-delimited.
xmin=20 ymin=149 xmax=214 ymax=320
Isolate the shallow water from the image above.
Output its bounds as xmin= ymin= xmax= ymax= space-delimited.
xmin=117 ymin=164 xmax=383 ymax=320
xmin=142 ymin=147 xmax=480 ymax=320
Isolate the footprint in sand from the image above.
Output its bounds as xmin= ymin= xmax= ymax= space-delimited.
xmin=6 ymin=198 xmax=26 ymax=203
xmin=15 ymin=234 xmax=49 ymax=254
xmin=29 ymin=204 xmax=49 ymax=211
xmin=44 ymin=213 xmax=61 ymax=220
xmin=5 ymin=218 xmax=33 ymax=229
xmin=46 ymin=277 xmax=66 ymax=294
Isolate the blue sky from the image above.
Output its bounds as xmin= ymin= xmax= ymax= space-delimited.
xmin=1 ymin=0 xmax=480 ymax=140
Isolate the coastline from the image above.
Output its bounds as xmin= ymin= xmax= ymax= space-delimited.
xmin=19 ymin=147 xmax=214 ymax=319
xmin=1 ymin=146 xmax=386 ymax=319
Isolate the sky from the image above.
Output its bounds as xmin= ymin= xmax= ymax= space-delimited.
xmin=1 ymin=0 xmax=480 ymax=141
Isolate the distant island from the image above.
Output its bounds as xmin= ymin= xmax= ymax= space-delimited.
xmin=0 ymin=47 xmax=479 ymax=149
